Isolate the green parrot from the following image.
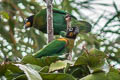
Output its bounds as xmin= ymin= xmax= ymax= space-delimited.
xmin=33 ymin=27 xmax=79 ymax=58
xmin=24 ymin=8 xmax=92 ymax=34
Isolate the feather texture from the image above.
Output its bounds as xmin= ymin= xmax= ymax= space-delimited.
xmin=25 ymin=8 xmax=92 ymax=34
xmin=33 ymin=8 xmax=76 ymax=34
xmin=33 ymin=27 xmax=79 ymax=58
xmin=34 ymin=38 xmax=68 ymax=58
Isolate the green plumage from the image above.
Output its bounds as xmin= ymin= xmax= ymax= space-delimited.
xmin=33 ymin=8 xmax=76 ymax=34
xmin=31 ymin=8 xmax=92 ymax=34
xmin=70 ymin=18 xmax=92 ymax=33
xmin=33 ymin=27 xmax=79 ymax=58
xmin=34 ymin=38 xmax=67 ymax=58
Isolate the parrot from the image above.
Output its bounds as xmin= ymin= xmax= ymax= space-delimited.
xmin=33 ymin=27 xmax=79 ymax=58
xmin=24 ymin=8 xmax=92 ymax=34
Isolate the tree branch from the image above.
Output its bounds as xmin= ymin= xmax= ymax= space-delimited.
xmin=45 ymin=0 xmax=54 ymax=43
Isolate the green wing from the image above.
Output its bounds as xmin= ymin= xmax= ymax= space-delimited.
xmin=33 ymin=9 xmax=46 ymax=31
xmin=33 ymin=39 xmax=67 ymax=58
xmin=53 ymin=8 xmax=76 ymax=19
xmin=71 ymin=19 xmax=92 ymax=33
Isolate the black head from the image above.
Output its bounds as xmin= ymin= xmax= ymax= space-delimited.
xmin=66 ymin=27 xmax=79 ymax=39
xmin=24 ymin=15 xmax=34 ymax=29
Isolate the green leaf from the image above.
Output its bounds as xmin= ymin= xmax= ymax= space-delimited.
xmin=107 ymin=67 xmax=120 ymax=80
xmin=70 ymin=65 xmax=90 ymax=78
xmin=40 ymin=66 xmax=49 ymax=73
xmin=21 ymin=55 xmax=60 ymax=67
xmin=49 ymin=60 xmax=69 ymax=72
xmin=80 ymin=72 xmax=107 ymax=80
xmin=0 ymin=63 xmax=7 ymax=77
xmin=15 ymin=64 xmax=42 ymax=80
xmin=0 ymin=11 xmax=9 ymax=19
xmin=87 ymin=48 xmax=106 ymax=69
xmin=26 ymin=64 xmax=42 ymax=72
xmin=86 ymin=55 xmax=104 ymax=70
xmin=13 ymin=74 xmax=27 ymax=80
xmin=75 ymin=48 xmax=106 ymax=70
xmin=4 ymin=63 xmax=23 ymax=79
xmin=7 ymin=63 xmax=23 ymax=73
xmin=0 ymin=62 xmax=23 ymax=79
xmin=21 ymin=55 xmax=41 ymax=66
xmin=74 ymin=55 xmax=88 ymax=66
xmin=40 ymin=73 xmax=76 ymax=80
xmin=5 ymin=70 xmax=15 ymax=80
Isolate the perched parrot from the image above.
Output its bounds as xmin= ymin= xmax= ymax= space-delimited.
xmin=24 ymin=8 xmax=92 ymax=34
xmin=33 ymin=27 xmax=79 ymax=58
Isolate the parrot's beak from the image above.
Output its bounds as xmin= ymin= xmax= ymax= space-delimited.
xmin=24 ymin=22 xmax=31 ymax=29
xmin=68 ymin=32 xmax=74 ymax=37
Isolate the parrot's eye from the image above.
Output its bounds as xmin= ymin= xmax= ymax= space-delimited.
xmin=68 ymin=28 xmax=73 ymax=31
xmin=24 ymin=19 xmax=28 ymax=23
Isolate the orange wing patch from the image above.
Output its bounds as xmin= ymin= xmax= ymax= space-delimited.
xmin=25 ymin=22 xmax=31 ymax=27
xmin=57 ymin=38 xmax=69 ymax=46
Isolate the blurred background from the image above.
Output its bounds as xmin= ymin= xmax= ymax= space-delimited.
xmin=0 ymin=0 xmax=120 ymax=68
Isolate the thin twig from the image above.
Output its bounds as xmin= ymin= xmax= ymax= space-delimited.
xmin=82 ymin=44 xmax=89 ymax=55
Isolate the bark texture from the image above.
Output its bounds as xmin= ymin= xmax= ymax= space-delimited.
xmin=46 ymin=0 xmax=54 ymax=43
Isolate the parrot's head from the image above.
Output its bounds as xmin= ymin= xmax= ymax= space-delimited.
xmin=66 ymin=27 xmax=79 ymax=39
xmin=24 ymin=15 xmax=34 ymax=29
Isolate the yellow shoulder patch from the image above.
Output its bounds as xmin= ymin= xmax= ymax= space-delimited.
xmin=57 ymin=38 xmax=69 ymax=46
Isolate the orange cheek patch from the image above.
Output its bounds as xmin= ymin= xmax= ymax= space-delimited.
xmin=25 ymin=22 xmax=31 ymax=27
